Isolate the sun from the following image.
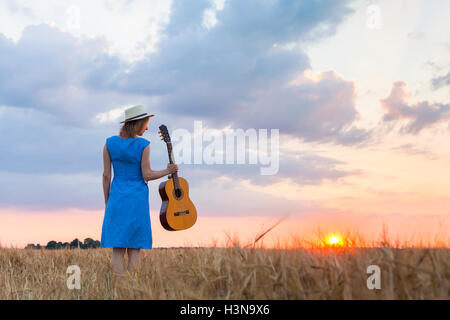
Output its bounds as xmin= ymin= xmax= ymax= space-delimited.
xmin=326 ymin=235 xmax=342 ymax=246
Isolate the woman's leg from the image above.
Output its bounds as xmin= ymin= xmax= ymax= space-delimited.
xmin=110 ymin=247 xmax=126 ymax=286
xmin=126 ymin=248 xmax=141 ymax=274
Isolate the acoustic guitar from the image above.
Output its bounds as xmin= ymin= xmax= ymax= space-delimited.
xmin=158 ymin=125 xmax=197 ymax=231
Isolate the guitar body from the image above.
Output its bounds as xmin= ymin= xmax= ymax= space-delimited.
xmin=159 ymin=176 xmax=197 ymax=231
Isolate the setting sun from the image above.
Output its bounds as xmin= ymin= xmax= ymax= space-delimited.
xmin=327 ymin=235 xmax=342 ymax=246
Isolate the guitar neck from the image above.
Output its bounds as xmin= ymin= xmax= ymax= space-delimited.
xmin=166 ymin=142 xmax=181 ymax=189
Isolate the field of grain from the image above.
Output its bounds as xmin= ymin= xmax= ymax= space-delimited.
xmin=0 ymin=236 xmax=448 ymax=300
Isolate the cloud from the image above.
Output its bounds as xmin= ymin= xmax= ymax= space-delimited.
xmin=0 ymin=25 xmax=77 ymax=107
xmin=176 ymin=147 xmax=362 ymax=188
xmin=0 ymin=23 xmax=160 ymax=127
xmin=0 ymin=24 xmax=127 ymax=124
xmin=107 ymin=0 xmax=355 ymax=95
xmin=390 ymin=143 xmax=438 ymax=160
xmin=0 ymin=170 xmax=101 ymax=211
xmin=0 ymin=1 xmax=362 ymax=144
xmin=0 ymin=104 xmax=362 ymax=210
xmin=0 ymin=0 xmax=366 ymax=212
xmin=0 ymin=104 xmax=178 ymax=176
xmin=6 ymin=0 xmax=35 ymax=18
xmin=84 ymin=0 xmax=366 ymax=145
xmin=230 ymin=70 xmax=371 ymax=146
xmin=173 ymin=174 xmax=324 ymax=218
xmin=104 ymin=0 xmax=135 ymax=12
xmin=380 ymin=80 xmax=450 ymax=134
xmin=1 ymin=0 xmax=172 ymax=61
xmin=431 ymin=71 xmax=450 ymax=89
xmin=0 ymin=106 xmax=106 ymax=175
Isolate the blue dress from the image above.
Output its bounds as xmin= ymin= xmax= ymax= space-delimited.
xmin=101 ymin=136 xmax=152 ymax=249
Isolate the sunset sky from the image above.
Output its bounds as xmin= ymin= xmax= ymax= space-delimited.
xmin=0 ymin=0 xmax=449 ymax=248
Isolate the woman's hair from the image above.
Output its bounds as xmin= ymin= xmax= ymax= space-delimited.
xmin=119 ymin=117 xmax=149 ymax=138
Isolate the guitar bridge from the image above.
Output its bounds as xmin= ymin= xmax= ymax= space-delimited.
xmin=174 ymin=210 xmax=190 ymax=216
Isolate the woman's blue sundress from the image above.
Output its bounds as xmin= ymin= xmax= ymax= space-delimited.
xmin=101 ymin=136 xmax=152 ymax=249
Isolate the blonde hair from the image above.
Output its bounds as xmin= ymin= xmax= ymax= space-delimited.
xmin=119 ymin=117 xmax=149 ymax=138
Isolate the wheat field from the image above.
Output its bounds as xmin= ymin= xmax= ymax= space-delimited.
xmin=0 ymin=235 xmax=448 ymax=300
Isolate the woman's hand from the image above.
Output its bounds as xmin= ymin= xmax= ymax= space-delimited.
xmin=167 ymin=163 xmax=178 ymax=174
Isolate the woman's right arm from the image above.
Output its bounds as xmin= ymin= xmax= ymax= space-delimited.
xmin=141 ymin=145 xmax=178 ymax=182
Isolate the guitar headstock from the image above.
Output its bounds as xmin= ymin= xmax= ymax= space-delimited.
xmin=159 ymin=125 xmax=171 ymax=144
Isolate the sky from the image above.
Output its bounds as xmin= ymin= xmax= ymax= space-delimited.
xmin=0 ymin=0 xmax=449 ymax=248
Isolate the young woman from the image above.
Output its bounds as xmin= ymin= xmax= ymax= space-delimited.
xmin=101 ymin=105 xmax=178 ymax=286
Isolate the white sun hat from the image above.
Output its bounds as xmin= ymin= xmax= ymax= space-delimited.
xmin=120 ymin=105 xmax=155 ymax=123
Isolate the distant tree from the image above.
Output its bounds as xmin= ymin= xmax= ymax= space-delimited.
xmin=83 ymin=238 xmax=96 ymax=248
xmin=45 ymin=241 xmax=57 ymax=250
xmin=70 ymin=238 xmax=81 ymax=249
xmin=28 ymin=238 xmax=100 ymax=249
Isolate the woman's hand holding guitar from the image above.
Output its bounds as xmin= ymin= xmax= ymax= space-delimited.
xmin=167 ymin=163 xmax=178 ymax=174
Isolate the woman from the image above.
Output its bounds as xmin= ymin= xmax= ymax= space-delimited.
xmin=101 ymin=105 xmax=178 ymax=286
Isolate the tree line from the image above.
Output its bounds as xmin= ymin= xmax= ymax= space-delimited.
xmin=25 ymin=238 xmax=101 ymax=250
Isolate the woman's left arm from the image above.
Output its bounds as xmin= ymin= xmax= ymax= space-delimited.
xmin=102 ymin=144 xmax=112 ymax=206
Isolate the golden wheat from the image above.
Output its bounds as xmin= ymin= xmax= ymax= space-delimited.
xmin=0 ymin=235 xmax=448 ymax=300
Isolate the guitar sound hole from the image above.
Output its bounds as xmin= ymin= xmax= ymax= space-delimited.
xmin=173 ymin=188 xmax=183 ymax=199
